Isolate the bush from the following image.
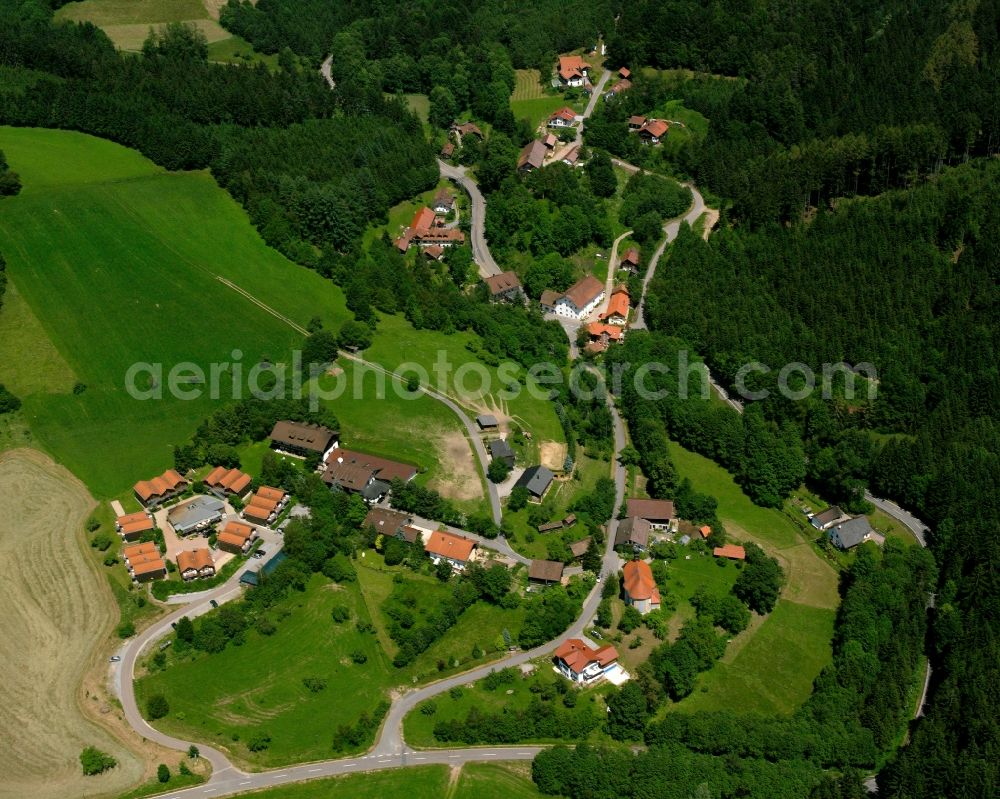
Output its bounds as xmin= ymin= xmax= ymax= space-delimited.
xmin=103 ymin=553 xmax=119 ymax=566
xmin=247 ymin=732 xmax=271 ymax=751
xmin=92 ymin=534 xmax=113 ymax=551
xmin=117 ymin=621 xmax=136 ymax=638
xmin=187 ymin=745 xmax=199 ymax=759
xmin=256 ymin=615 xmax=277 ymax=636
xmin=179 ymin=761 xmax=192 ymax=776
xmin=157 ymin=764 xmax=170 ymax=783
xmin=618 ymin=605 xmax=642 ymax=634
xmin=302 ymin=676 xmax=327 ymax=692
xmin=449 ymin=686 xmax=464 ymax=700
xmin=331 ymin=605 xmax=350 ymax=623
xmin=80 ymin=746 xmax=117 ymax=775
xmin=350 ymin=649 xmax=368 ymax=664
xmin=86 ymin=516 xmax=101 ymax=532
xmin=147 ymin=693 xmax=170 ymax=720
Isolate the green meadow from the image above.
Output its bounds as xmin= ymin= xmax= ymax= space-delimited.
xmin=0 ymin=127 xmax=349 ymax=497
xmin=199 ymin=763 xmax=543 ymax=799
xmin=55 ymin=0 xmax=230 ymax=51
xmin=664 ymin=439 xmax=840 ymax=714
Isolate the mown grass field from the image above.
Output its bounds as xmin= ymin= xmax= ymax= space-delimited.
xmin=512 ymin=69 xmax=546 ymax=101
xmin=55 ymin=0 xmax=230 ymax=51
xmin=138 ymin=560 xmax=528 ymax=767
xmin=366 ymin=315 xmax=566 ymax=455
xmin=203 ymin=763 xmax=543 ymax=799
xmin=0 ymin=127 xmax=350 ymax=498
xmin=206 ymin=34 xmax=280 ymax=68
xmin=314 ymin=360 xmax=488 ymax=515
xmin=665 ymin=439 xmax=840 ymax=714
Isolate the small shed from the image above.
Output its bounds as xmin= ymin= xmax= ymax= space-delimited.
xmin=476 ymin=414 xmax=499 ymax=430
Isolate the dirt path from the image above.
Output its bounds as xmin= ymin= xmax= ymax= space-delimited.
xmin=0 ymin=449 xmax=144 ymax=799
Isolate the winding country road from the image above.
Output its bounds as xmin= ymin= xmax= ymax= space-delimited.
xmin=437 ymin=159 xmax=502 ymax=279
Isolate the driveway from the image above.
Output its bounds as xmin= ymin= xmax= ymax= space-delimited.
xmin=437 ymin=160 xmax=502 ymax=278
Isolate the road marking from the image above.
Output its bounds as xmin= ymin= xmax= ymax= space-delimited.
xmin=413 ymin=756 xmax=426 ymax=761
xmin=342 ymin=763 xmax=355 ymax=768
xmin=273 ymin=773 xmax=288 ymax=778
xmin=517 ymin=751 xmax=533 ymax=755
xmin=239 ymin=781 xmax=251 ymax=785
xmin=377 ymin=759 xmax=391 ymax=763
xmin=308 ymin=768 xmax=322 ymax=772
xmin=484 ymin=753 xmax=497 ymax=757
xmin=448 ymin=754 xmax=460 ymax=759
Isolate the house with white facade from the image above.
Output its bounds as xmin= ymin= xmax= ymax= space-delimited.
xmin=553 ymin=638 xmax=624 ymax=684
xmin=551 ymin=275 xmax=605 ymax=320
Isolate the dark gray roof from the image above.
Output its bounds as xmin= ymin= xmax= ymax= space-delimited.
xmin=476 ymin=414 xmax=499 ymax=428
xmin=490 ymin=438 xmax=515 ymax=460
xmin=811 ymin=506 xmax=845 ymax=528
xmin=167 ymin=496 xmax=225 ymax=533
xmin=514 ymin=465 xmax=554 ymax=497
xmin=829 ymin=516 xmax=874 ymax=549
xmin=361 ymin=479 xmax=391 ymax=501
xmin=615 ymin=516 xmax=651 ymax=548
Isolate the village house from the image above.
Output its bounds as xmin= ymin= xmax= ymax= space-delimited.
xmin=615 ymin=516 xmax=651 ymax=552
xmin=269 ymin=420 xmax=339 ymax=460
xmin=217 ymin=520 xmax=258 ymax=555
xmin=600 ymin=286 xmax=631 ymax=325
xmin=123 ymin=541 xmax=166 ymax=582
xmin=517 ymin=139 xmax=547 ymax=173
xmin=618 ymin=67 xmax=631 ymax=80
xmin=811 ymin=505 xmax=850 ymax=530
xmin=828 ymin=516 xmax=884 ymax=550
xmin=168 ymin=495 xmax=225 ymax=536
xmin=604 ymin=79 xmax=631 ymax=100
xmin=561 ymin=145 xmax=582 ymax=167
xmin=514 ymin=465 xmax=555 ymax=500
xmin=204 ymin=465 xmax=252 ymax=499
xmin=553 ymin=638 xmax=622 ymax=684
xmin=242 ymin=486 xmax=288 ymax=526
xmin=620 ymin=247 xmax=640 ymax=271
xmin=557 ymin=55 xmax=590 ymax=87
xmin=322 ymin=448 xmax=417 ymax=503
xmin=570 ymin=537 xmax=592 ymax=560
xmin=424 ymin=529 xmax=476 ymax=570
xmin=584 ymin=322 xmax=624 ymax=354
xmin=714 ymin=543 xmax=746 ymax=561
xmin=625 ymin=498 xmax=675 ymax=530
xmin=395 ymin=205 xmax=466 ymax=252
xmin=440 ymin=140 xmax=455 ymax=159
xmin=489 ymin=438 xmax=516 ymax=468
xmin=484 ymin=271 xmax=524 ymax=303
xmin=700 ymin=525 xmax=712 ymax=539
xmin=639 ymin=119 xmax=669 ymax=145
xmin=423 ymin=244 xmax=445 ymax=261
xmin=451 ymin=121 xmax=484 ymax=140
xmin=432 ymin=188 xmax=455 ymax=215
xmin=529 ymin=559 xmax=564 ymax=586
xmin=542 ymin=132 xmax=558 ymax=149
xmin=363 ymin=506 xmax=411 ymax=538
xmin=628 ymin=115 xmax=646 ymax=131
xmin=551 ymin=275 xmax=605 ymax=320
xmin=116 ymin=511 xmax=154 ymax=542
xmin=176 ymin=548 xmax=216 ymax=581
xmin=133 ymin=468 xmax=188 ymax=508
xmin=547 ymin=107 xmax=577 ymax=128
xmin=539 ymin=289 xmax=562 ymax=313
xmin=623 ymin=559 xmax=661 ymax=614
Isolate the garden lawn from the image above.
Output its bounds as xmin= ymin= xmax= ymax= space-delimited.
xmin=664 ymin=439 xmax=840 ymax=712
xmin=366 ymin=315 xmax=565 ymax=451
xmin=0 ymin=127 xmax=349 ymax=498
xmin=512 ymin=69 xmax=546 ymax=101
xmin=134 ymin=574 xmax=398 ymax=767
xmin=314 ymin=360 xmax=487 ymax=514
xmin=207 ymin=35 xmax=280 ymax=69
xmin=511 ymin=97 xmax=579 ymax=131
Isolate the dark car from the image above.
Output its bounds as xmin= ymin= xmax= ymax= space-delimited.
xmin=253 ymin=549 xmax=266 ymax=560
xmin=209 ymin=599 xmax=218 ymax=608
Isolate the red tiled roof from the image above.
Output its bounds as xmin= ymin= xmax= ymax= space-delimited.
xmin=618 ymin=67 xmax=631 ymax=78
xmin=714 ymin=544 xmax=746 ymax=560
xmin=628 ymin=115 xmax=646 ymax=127
xmin=410 ymin=206 xmax=436 ymax=235
xmin=558 ymin=55 xmax=589 ymax=81
xmin=554 ymin=638 xmax=619 ymax=673
xmin=586 ymin=322 xmax=623 ymax=341
xmin=484 ymin=270 xmax=521 ymax=295
xmin=517 ymin=140 xmax=547 ymax=171
xmin=255 ymin=486 xmax=286 ymax=503
xmin=621 ymin=247 xmax=640 ymax=265
xmin=121 ymin=518 xmax=155 ymax=536
xmin=217 ymin=531 xmax=249 ymax=550
xmin=176 ymin=548 xmax=214 ymax=573
xmin=550 ymin=107 xmax=576 ymax=123
xmin=623 ymin=560 xmax=660 ymax=603
xmin=133 ymin=469 xmax=187 ymax=502
xmin=221 ymin=520 xmax=255 ymax=541
xmin=424 ymin=530 xmax=475 ymax=562
xmin=131 ymin=557 xmax=166 ymax=577
xmin=641 ymin=119 xmax=668 ymax=138
xmin=700 ymin=525 xmax=712 ymax=538
xmin=561 ymin=275 xmax=604 ymax=311
xmin=600 ymin=288 xmax=630 ymax=322
xmin=423 ymin=244 xmax=445 ymax=259
xmin=123 ymin=541 xmax=158 ymax=561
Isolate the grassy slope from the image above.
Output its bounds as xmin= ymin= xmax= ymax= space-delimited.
xmin=189 ymin=763 xmax=542 ymax=799
xmin=366 ymin=315 xmax=565 ymax=447
xmin=315 ymin=361 xmax=488 ymax=515
xmin=0 ymin=127 xmax=349 ymax=497
xmin=54 ymin=0 xmax=229 ymax=50
xmin=666 ymin=440 xmax=839 ymax=714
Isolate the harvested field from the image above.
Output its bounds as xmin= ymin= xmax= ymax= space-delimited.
xmin=0 ymin=449 xmax=143 ymax=799
xmin=430 ymin=429 xmax=484 ymax=502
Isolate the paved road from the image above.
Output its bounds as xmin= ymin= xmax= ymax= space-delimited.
xmin=591 ymin=229 xmax=632 ymax=320
xmin=631 ymin=181 xmax=706 ymax=330
xmin=574 ymin=69 xmax=612 ymax=147
xmin=319 ymin=56 xmax=335 ymax=89
xmin=437 ymin=159 xmax=502 ymax=278
xmin=341 ymin=350 xmax=502 ymax=526
xmin=408 ymin=513 xmax=529 ymax=566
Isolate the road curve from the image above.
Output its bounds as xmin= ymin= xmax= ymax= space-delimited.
xmin=437 ymin=159 xmax=502 ymax=279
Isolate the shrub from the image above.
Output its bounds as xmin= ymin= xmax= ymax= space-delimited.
xmin=302 ymin=676 xmax=327 ymax=692
xmin=449 ymin=686 xmax=464 ymax=700
xmin=331 ymin=604 xmax=350 ymax=623
xmin=117 ymin=621 xmax=136 ymax=638
xmin=350 ymin=650 xmax=368 ymax=664
xmin=92 ymin=534 xmax=113 ymax=551
xmin=188 ymin=745 xmax=199 ymax=759
xmin=103 ymin=554 xmax=118 ymax=566
xmin=247 ymin=732 xmax=271 ymax=751
xmin=80 ymin=746 xmax=117 ymax=775
xmin=157 ymin=764 xmax=170 ymax=783
xmin=420 ymin=701 xmax=437 ymax=715
xmin=256 ymin=616 xmax=277 ymax=636
xmin=86 ymin=516 xmax=101 ymax=532
xmin=179 ymin=761 xmax=192 ymax=776
xmin=146 ymin=693 xmax=170 ymax=720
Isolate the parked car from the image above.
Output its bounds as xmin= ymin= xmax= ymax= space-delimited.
xmin=209 ymin=599 xmax=218 ymax=608
xmin=109 ymin=655 xmax=121 ymax=662
xmin=253 ymin=549 xmax=266 ymax=559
